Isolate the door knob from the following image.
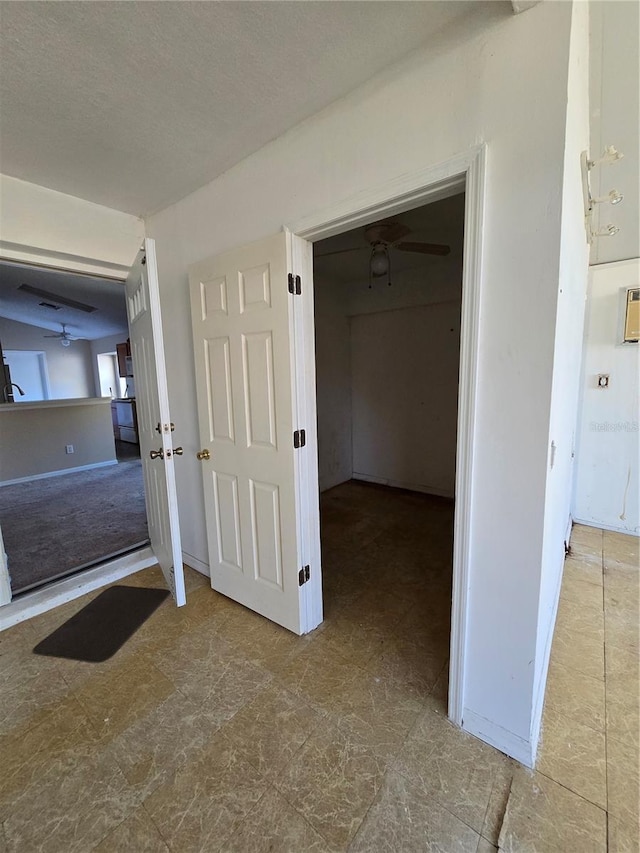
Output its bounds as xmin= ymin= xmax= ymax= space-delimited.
xmin=149 ymin=448 xmax=164 ymax=460
xmin=173 ymin=447 xmax=183 ymax=456
xmin=196 ymin=449 xmax=211 ymax=461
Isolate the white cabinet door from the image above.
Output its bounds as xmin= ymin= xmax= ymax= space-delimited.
xmin=126 ymin=239 xmax=186 ymax=606
xmin=189 ymin=231 xmax=321 ymax=634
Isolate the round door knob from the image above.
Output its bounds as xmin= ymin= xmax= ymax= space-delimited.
xmin=173 ymin=447 xmax=183 ymax=456
xmin=149 ymin=448 xmax=164 ymax=460
xmin=196 ymin=449 xmax=211 ymax=461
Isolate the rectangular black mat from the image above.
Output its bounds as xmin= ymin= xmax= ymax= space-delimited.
xmin=33 ymin=586 xmax=170 ymax=662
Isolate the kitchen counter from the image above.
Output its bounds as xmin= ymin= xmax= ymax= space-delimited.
xmin=0 ymin=397 xmax=116 ymax=484
xmin=0 ymin=397 xmax=113 ymax=413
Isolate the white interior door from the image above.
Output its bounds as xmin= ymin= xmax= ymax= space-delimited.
xmin=0 ymin=524 xmax=11 ymax=607
xmin=189 ymin=231 xmax=321 ymax=634
xmin=126 ymin=238 xmax=186 ymax=606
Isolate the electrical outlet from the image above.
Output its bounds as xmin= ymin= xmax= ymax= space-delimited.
xmin=65 ymin=444 xmax=74 ymax=454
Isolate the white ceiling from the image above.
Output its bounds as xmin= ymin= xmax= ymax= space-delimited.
xmin=0 ymin=261 xmax=128 ymax=340
xmin=0 ymin=1 xmax=489 ymax=216
xmin=314 ymin=192 xmax=465 ymax=286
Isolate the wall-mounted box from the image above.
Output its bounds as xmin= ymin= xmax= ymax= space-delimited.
xmin=623 ymin=288 xmax=639 ymax=343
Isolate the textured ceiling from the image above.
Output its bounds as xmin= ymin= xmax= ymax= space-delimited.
xmin=0 ymin=262 xmax=128 ymax=340
xmin=0 ymin=1 xmax=484 ymax=216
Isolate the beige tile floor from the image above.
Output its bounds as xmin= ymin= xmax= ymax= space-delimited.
xmin=0 ymin=482 xmax=637 ymax=852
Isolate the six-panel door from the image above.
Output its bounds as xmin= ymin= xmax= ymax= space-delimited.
xmin=189 ymin=232 xmax=305 ymax=634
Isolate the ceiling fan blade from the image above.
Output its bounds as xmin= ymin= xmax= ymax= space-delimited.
xmin=315 ymin=246 xmax=369 ymax=258
xmin=396 ymin=241 xmax=451 ymax=256
xmin=364 ymin=221 xmax=411 ymax=245
xmin=379 ymin=222 xmax=412 ymax=243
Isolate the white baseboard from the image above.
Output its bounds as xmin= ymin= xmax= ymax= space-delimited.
xmin=572 ymin=515 xmax=640 ymax=537
xmin=529 ymin=540 xmax=567 ymax=764
xmin=0 ymin=546 xmax=156 ymax=632
xmin=565 ymin=513 xmax=573 ymax=547
xmin=0 ymin=459 xmax=118 ymax=487
xmin=463 ymin=707 xmax=534 ymax=767
xmin=352 ymin=472 xmax=454 ymax=499
xmin=182 ymin=551 xmax=210 ymax=577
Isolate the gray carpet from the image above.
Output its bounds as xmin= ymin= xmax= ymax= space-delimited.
xmin=0 ymin=456 xmax=148 ymax=594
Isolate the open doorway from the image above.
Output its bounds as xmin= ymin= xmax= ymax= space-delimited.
xmin=311 ymin=192 xmax=465 ymax=713
xmin=0 ymin=260 xmax=148 ymax=595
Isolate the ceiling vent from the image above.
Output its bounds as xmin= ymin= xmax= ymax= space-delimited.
xmin=19 ymin=283 xmax=97 ymax=313
xmin=39 ymin=301 xmax=62 ymax=310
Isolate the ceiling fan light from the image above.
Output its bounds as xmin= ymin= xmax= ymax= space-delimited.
xmin=60 ymin=337 xmax=71 ymax=347
xmin=370 ymin=246 xmax=389 ymax=276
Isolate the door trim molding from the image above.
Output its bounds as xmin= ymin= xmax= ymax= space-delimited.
xmin=288 ymin=144 xmax=487 ymax=727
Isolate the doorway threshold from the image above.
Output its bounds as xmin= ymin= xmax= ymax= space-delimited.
xmin=12 ymin=539 xmax=151 ymax=596
xmin=0 ymin=545 xmax=156 ymax=632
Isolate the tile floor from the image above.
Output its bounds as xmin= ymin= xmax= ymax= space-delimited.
xmin=0 ymin=481 xmax=637 ymax=852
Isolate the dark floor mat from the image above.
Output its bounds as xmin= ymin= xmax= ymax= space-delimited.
xmin=33 ymin=586 xmax=170 ymax=662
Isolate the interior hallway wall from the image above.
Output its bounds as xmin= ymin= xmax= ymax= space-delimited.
xmin=0 ymin=316 xmax=95 ymax=399
xmin=147 ymin=2 xmax=577 ymax=763
xmin=572 ymin=0 xmax=640 ymax=535
xmin=534 ymin=0 xmax=591 ymax=755
xmin=573 ymin=259 xmax=639 ymax=534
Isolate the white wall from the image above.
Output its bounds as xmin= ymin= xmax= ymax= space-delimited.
xmin=0 ymin=316 xmax=95 ymax=399
xmin=533 ymin=0 xmax=591 ymax=754
xmin=574 ymin=259 xmax=639 ymax=534
xmin=351 ymin=301 xmax=461 ymax=496
xmin=0 ymin=174 xmax=144 ymax=277
xmin=314 ymin=276 xmax=352 ymax=492
xmin=90 ymin=333 xmax=132 ymax=398
xmin=315 ymin=262 xmax=462 ymax=497
xmin=572 ymin=1 xmax=640 ymax=535
xmin=589 ymin=2 xmax=640 ymax=266
xmin=146 ymin=2 xmax=578 ymax=763
xmin=3 ymin=351 xmax=50 ymax=402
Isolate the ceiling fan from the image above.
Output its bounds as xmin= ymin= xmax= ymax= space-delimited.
xmin=316 ymin=219 xmax=450 ymax=287
xmin=43 ymin=323 xmax=83 ymax=347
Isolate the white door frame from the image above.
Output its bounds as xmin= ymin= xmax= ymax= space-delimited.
xmin=0 ymin=250 xmax=187 ymax=625
xmin=289 ymin=144 xmax=486 ymax=726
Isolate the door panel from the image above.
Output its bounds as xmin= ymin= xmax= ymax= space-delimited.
xmin=126 ymin=239 xmax=186 ymax=606
xmin=0 ymin=524 xmax=11 ymax=607
xmin=189 ymin=231 xmax=319 ymax=634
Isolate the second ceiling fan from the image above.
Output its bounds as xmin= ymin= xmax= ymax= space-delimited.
xmin=316 ymin=219 xmax=450 ymax=287
xmin=43 ymin=323 xmax=84 ymax=347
